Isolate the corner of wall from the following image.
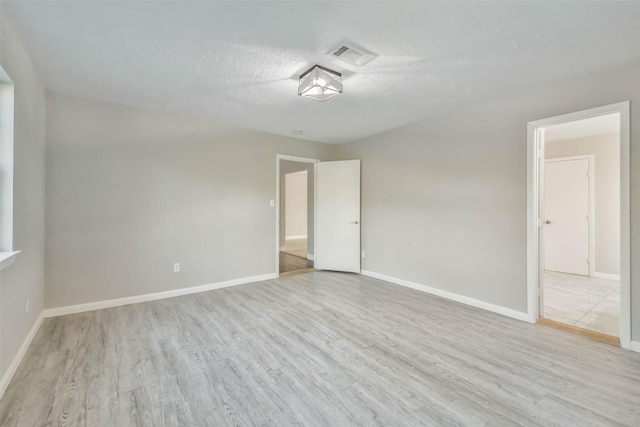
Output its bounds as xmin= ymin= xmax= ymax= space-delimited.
xmin=0 ymin=5 xmax=48 ymax=396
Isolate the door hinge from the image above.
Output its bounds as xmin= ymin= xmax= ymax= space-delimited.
xmin=587 ymin=258 xmax=590 ymax=265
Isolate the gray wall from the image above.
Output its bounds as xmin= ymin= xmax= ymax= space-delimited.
xmin=0 ymin=10 xmax=46 ymax=380
xmin=337 ymin=59 xmax=640 ymax=341
xmin=546 ymin=133 xmax=620 ymax=276
xmin=45 ymin=94 xmax=334 ymax=308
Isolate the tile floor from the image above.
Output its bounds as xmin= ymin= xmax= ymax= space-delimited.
xmin=543 ymin=270 xmax=620 ymax=336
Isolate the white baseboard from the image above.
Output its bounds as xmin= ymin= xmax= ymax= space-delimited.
xmin=361 ymin=270 xmax=530 ymax=322
xmin=42 ymin=273 xmax=278 ymax=318
xmin=1 ymin=273 xmax=278 ymax=400
xmin=285 ymin=235 xmax=307 ymax=240
xmin=307 ymin=253 xmax=315 ymax=261
xmin=630 ymin=341 xmax=640 ymax=353
xmin=0 ymin=312 xmax=44 ymax=400
xmin=592 ymin=272 xmax=621 ymax=281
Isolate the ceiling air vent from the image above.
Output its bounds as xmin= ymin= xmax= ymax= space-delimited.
xmin=329 ymin=41 xmax=378 ymax=68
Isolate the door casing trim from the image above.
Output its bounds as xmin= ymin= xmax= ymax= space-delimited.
xmin=526 ymin=101 xmax=631 ymax=349
xmin=275 ymin=154 xmax=320 ymax=276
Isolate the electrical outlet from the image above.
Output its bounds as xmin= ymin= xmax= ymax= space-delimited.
xmin=25 ymin=298 xmax=29 ymax=313
xmin=361 ymin=250 xmax=366 ymax=258
xmin=270 ymin=200 xmax=275 ymax=207
xmin=173 ymin=263 xmax=181 ymax=273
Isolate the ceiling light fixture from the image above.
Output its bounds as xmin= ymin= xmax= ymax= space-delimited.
xmin=298 ymin=65 xmax=342 ymax=102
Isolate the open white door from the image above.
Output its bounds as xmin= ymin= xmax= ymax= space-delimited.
xmin=315 ymin=160 xmax=360 ymax=273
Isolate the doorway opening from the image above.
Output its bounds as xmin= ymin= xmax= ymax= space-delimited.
xmin=275 ymin=156 xmax=361 ymax=277
xmin=527 ymin=102 xmax=630 ymax=348
xmin=276 ymin=155 xmax=318 ymax=276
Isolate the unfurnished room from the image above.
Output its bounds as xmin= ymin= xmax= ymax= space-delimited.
xmin=1 ymin=1 xmax=640 ymax=426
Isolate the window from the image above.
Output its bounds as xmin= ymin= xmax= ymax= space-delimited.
xmin=0 ymin=65 xmax=17 ymax=267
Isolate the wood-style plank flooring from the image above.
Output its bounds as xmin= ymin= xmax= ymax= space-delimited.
xmin=279 ymin=252 xmax=313 ymax=274
xmin=280 ymin=238 xmax=308 ymax=259
xmin=2 ymin=272 xmax=640 ymax=426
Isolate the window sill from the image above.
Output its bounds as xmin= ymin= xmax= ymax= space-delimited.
xmin=0 ymin=251 xmax=20 ymax=271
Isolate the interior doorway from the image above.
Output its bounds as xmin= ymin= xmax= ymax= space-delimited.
xmin=543 ymin=118 xmax=619 ymax=338
xmin=275 ymin=155 xmax=361 ymax=277
xmin=527 ymin=102 xmax=630 ymax=348
xmin=277 ymin=156 xmax=317 ymax=275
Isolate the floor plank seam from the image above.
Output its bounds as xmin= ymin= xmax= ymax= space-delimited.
xmin=3 ymin=272 xmax=640 ymax=426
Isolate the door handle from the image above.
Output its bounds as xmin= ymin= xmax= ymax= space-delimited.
xmin=545 ymin=220 xmax=553 ymax=224
xmin=351 ymin=221 xmax=359 ymax=224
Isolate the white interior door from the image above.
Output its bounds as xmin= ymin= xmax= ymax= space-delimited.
xmin=544 ymin=158 xmax=590 ymax=276
xmin=315 ymin=160 xmax=360 ymax=273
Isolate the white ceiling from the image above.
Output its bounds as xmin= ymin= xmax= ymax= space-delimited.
xmin=545 ymin=113 xmax=620 ymax=143
xmin=5 ymin=1 xmax=640 ymax=143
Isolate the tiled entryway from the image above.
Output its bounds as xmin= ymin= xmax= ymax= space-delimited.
xmin=543 ymin=271 xmax=620 ymax=337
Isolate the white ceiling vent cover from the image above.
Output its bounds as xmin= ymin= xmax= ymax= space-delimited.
xmin=329 ymin=41 xmax=378 ymax=67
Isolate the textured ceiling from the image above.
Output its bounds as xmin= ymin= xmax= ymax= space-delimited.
xmin=4 ymin=1 xmax=640 ymax=143
xmin=545 ymin=113 xmax=620 ymax=143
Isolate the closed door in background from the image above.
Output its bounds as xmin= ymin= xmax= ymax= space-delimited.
xmin=544 ymin=158 xmax=590 ymax=276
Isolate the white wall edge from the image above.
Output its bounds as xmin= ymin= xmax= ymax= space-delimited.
xmin=0 ymin=250 xmax=20 ymax=271
xmin=285 ymin=235 xmax=307 ymax=240
xmin=0 ymin=312 xmax=44 ymax=400
xmin=630 ymin=341 xmax=640 ymax=353
xmin=42 ymin=273 xmax=278 ymax=318
xmin=592 ymin=272 xmax=621 ymax=281
xmin=361 ymin=270 xmax=530 ymax=323
xmin=307 ymin=253 xmax=315 ymax=261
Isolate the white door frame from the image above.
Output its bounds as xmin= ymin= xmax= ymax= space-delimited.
xmin=544 ymin=154 xmax=595 ymax=279
xmin=275 ymin=154 xmax=320 ymax=276
xmin=527 ymin=101 xmax=631 ymax=349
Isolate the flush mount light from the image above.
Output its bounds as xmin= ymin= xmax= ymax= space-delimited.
xmin=298 ymin=65 xmax=342 ymax=102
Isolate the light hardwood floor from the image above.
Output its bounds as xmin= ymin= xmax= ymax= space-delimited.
xmin=279 ymin=252 xmax=313 ymax=274
xmin=280 ymin=238 xmax=313 ymax=274
xmin=2 ymin=272 xmax=640 ymax=426
xmin=281 ymin=238 xmax=308 ymax=259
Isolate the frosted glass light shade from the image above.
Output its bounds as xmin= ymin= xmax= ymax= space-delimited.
xmin=298 ymin=65 xmax=343 ymax=102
